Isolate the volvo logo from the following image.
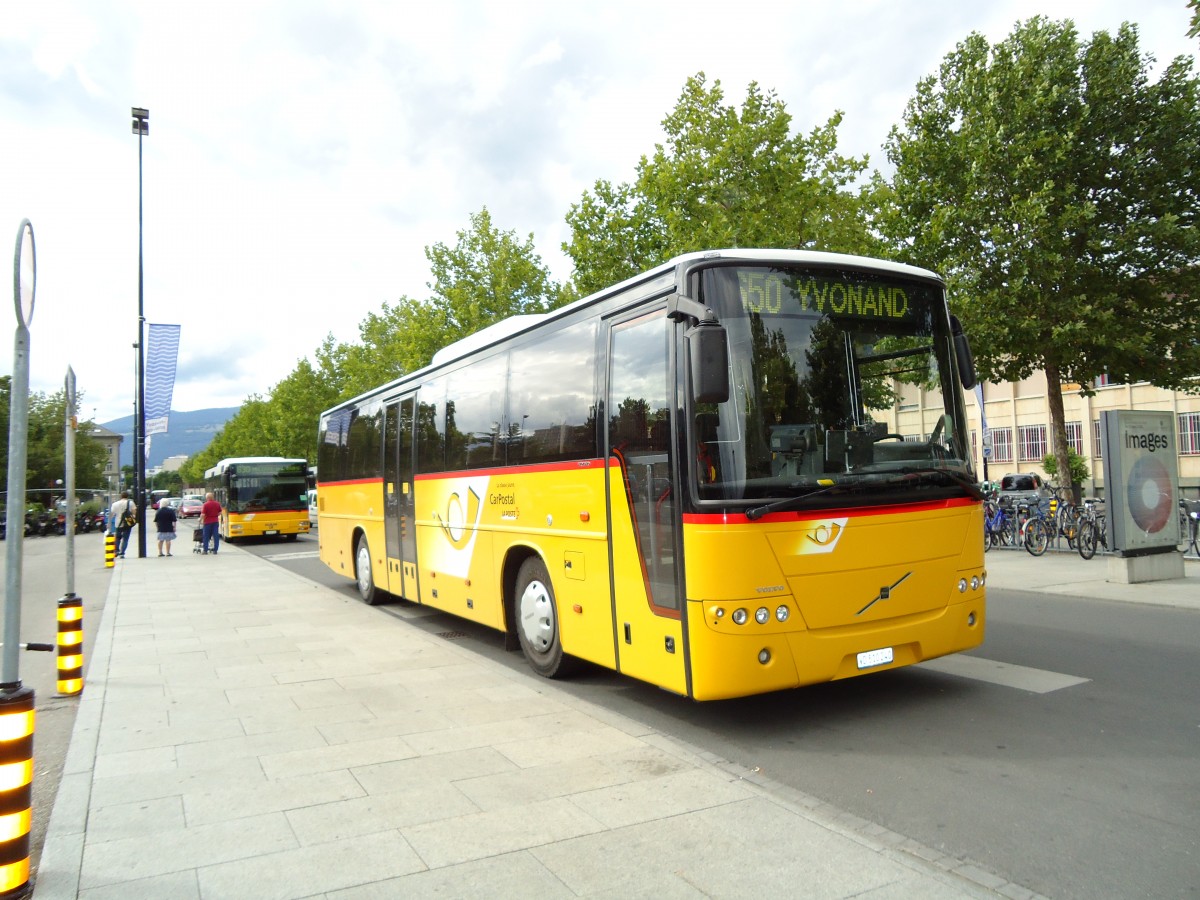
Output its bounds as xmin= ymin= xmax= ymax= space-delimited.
xmin=857 ymin=572 xmax=911 ymax=616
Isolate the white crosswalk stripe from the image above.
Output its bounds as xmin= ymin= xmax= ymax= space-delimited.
xmin=919 ymin=655 xmax=1090 ymax=693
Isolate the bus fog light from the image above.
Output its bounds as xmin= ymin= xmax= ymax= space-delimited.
xmin=775 ymin=605 xmax=789 ymax=622
xmin=713 ymin=607 xmax=725 ymax=619
xmin=958 ymin=578 xmax=967 ymax=593
xmin=754 ymin=607 xmax=770 ymax=624
xmin=758 ymin=648 xmax=771 ymax=664
xmin=732 ymin=608 xmax=748 ymax=625
xmin=970 ymin=575 xmax=980 ymax=590
xmin=967 ymin=611 xmax=977 ymax=626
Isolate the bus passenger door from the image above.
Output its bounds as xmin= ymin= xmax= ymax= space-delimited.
xmin=384 ymin=396 xmax=418 ymax=600
xmin=605 ymin=310 xmax=687 ymax=695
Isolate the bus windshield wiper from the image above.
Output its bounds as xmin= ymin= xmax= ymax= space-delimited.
xmin=744 ymin=468 xmax=982 ymax=520
xmin=882 ymin=466 xmax=984 ymax=499
xmin=745 ymin=481 xmax=857 ymax=520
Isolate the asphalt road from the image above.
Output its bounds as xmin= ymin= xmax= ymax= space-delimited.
xmin=240 ymin=532 xmax=1200 ymax=899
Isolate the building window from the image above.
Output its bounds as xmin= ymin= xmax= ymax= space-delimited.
xmin=1181 ymin=412 xmax=1200 ymax=456
xmin=991 ymin=428 xmax=1013 ymax=463
xmin=1093 ymin=419 xmax=1102 ymax=458
xmin=1065 ymin=421 xmax=1083 ymax=456
xmin=1018 ymin=424 xmax=1047 ymax=461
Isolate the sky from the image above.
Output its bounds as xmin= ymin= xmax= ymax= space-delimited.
xmin=2 ymin=1 xmax=1196 ymax=427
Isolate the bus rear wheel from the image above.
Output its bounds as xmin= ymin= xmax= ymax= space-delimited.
xmin=514 ymin=557 xmax=576 ymax=679
xmin=355 ymin=535 xmax=381 ymax=605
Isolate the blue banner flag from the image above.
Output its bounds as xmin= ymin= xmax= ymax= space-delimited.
xmin=145 ymin=323 xmax=181 ymax=437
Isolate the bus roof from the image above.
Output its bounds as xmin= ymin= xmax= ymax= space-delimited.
xmin=203 ymin=457 xmax=308 ymax=479
xmin=320 ymin=248 xmax=943 ymax=417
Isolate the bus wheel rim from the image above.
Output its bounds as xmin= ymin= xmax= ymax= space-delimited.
xmin=519 ymin=579 xmax=554 ymax=653
xmin=357 ymin=543 xmax=371 ymax=593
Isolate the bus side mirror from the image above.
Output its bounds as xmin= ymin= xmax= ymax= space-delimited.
xmin=951 ymin=315 xmax=977 ymax=389
xmin=688 ymin=322 xmax=729 ymax=404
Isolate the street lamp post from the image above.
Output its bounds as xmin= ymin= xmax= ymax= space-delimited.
xmin=131 ymin=106 xmax=148 ymax=558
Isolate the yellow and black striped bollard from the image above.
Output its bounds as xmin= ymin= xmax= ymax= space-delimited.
xmin=104 ymin=532 xmax=116 ymax=568
xmin=0 ymin=686 xmax=34 ymax=898
xmin=56 ymin=595 xmax=84 ymax=697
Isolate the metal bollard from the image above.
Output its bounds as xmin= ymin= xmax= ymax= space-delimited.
xmin=55 ymin=595 xmax=84 ymax=696
xmin=104 ymin=532 xmax=115 ymax=568
xmin=0 ymin=686 xmax=34 ymax=897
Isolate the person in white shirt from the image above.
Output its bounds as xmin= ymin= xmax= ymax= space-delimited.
xmin=109 ymin=491 xmax=136 ymax=558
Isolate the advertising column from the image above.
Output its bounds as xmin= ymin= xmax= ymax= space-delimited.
xmin=1100 ymin=409 xmax=1184 ymax=582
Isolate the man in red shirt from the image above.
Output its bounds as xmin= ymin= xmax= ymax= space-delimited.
xmin=200 ymin=492 xmax=223 ymax=555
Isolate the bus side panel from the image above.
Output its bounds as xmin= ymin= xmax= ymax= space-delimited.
xmin=317 ymin=479 xmax=386 ymax=591
xmin=683 ymin=502 xmax=986 ymax=701
xmin=607 ymin=466 xmax=687 ymax=696
xmin=411 ymin=465 xmax=617 ymax=669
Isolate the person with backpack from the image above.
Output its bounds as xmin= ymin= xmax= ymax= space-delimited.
xmin=110 ymin=491 xmax=137 ymax=559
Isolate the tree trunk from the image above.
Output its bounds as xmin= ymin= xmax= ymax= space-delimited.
xmin=1044 ymin=361 xmax=1072 ymax=497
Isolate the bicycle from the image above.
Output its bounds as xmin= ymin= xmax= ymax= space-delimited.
xmin=1018 ymin=500 xmax=1051 ymax=557
xmin=983 ymin=496 xmax=1017 ymax=551
xmin=1077 ymin=499 xmax=1108 ymax=560
xmin=1178 ymin=498 xmax=1200 ymax=558
xmin=1048 ymin=486 xmax=1083 ymax=550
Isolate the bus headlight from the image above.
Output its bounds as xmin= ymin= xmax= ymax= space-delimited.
xmin=732 ymin=608 xmax=748 ymax=625
xmin=754 ymin=607 xmax=770 ymax=625
xmin=775 ymin=605 xmax=789 ymax=622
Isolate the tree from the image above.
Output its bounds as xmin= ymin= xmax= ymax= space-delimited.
xmin=564 ymin=73 xmax=877 ymax=296
xmin=881 ymin=17 xmax=1200 ymax=487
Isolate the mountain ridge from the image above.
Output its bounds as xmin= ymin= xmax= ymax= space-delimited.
xmin=100 ymin=407 xmax=238 ymax=469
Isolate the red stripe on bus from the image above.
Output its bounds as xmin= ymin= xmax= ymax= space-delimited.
xmin=682 ymin=496 xmax=978 ymax=524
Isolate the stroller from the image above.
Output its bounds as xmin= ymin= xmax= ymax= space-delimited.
xmin=192 ymin=527 xmax=204 ymax=554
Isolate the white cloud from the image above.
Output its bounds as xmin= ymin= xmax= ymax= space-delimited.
xmin=0 ymin=0 xmax=1194 ymax=425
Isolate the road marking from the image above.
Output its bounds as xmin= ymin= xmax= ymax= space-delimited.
xmin=264 ymin=550 xmax=320 ymax=561
xmin=919 ymin=655 xmax=1090 ymax=693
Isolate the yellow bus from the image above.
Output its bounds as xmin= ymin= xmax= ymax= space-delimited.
xmin=203 ymin=456 xmax=312 ymax=542
xmin=317 ymin=249 xmax=986 ymax=700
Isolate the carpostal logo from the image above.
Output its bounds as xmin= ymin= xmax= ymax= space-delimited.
xmin=434 ymin=486 xmax=481 ymax=549
xmin=796 ymin=518 xmax=849 ymax=555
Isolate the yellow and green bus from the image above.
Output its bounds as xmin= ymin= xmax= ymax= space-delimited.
xmin=317 ymin=249 xmax=986 ymax=700
xmin=203 ymin=456 xmax=311 ymax=542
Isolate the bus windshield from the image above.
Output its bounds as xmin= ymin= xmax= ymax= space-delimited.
xmin=225 ymin=462 xmax=309 ymax=513
xmin=693 ymin=263 xmax=974 ymax=507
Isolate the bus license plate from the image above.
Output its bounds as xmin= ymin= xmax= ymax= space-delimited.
xmin=264 ymin=529 xmax=277 ymax=535
xmin=857 ymin=647 xmax=894 ymax=669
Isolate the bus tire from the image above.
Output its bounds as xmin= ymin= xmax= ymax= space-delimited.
xmin=355 ymin=535 xmax=380 ymax=605
xmin=514 ymin=557 xmax=575 ymax=679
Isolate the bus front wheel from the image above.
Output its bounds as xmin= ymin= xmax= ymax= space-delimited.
xmin=355 ymin=535 xmax=380 ymax=605
xmin=514 ymin=557 xmax=575 ymax=679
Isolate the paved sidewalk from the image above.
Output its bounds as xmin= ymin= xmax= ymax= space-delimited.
xmin=982 ymin=546 xmax=1200 ymax=610
xmin=34 ymin=541 xmax=1196 ymax=898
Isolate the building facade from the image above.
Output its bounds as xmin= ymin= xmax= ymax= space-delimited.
xmin=890 ymin=374 xmax=1200 ymax=500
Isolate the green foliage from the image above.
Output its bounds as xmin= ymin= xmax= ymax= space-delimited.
xmin=880 ymin=16 xmax=1200 ymax=490
xmin=0 ymin=379 xmax=108 ymax=494
xmin=564 ymin=73 xmax=878 ymax=296
xmin=1042 ymin=449 xmax=1090 ymax=485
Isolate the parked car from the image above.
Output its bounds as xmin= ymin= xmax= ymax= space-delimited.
xmin=996 ymin=472 xmax=1048 ymax=508
xmin=307 ymin=489 xmax=318 ymax=528
xmin=179 ymin=498 xmax=204 ymax=519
